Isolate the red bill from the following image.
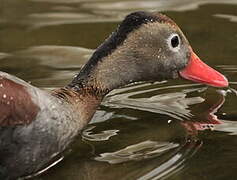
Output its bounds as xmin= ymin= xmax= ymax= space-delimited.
xmin=180 ymin=52 xmax=228 ymax=87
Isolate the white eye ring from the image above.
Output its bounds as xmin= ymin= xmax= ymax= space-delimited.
xmin=167 ymin=33 xmax=181 ymax=52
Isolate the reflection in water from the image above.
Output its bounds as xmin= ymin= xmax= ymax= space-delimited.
xmin=214 ymin=120 xmax=237 ymax=135
xmin=218 ymin=65 xmax=237 ymax=72
xmin=104 ymin=84 xmax=206 ymax=120
xmin=2 ymin=0 xmax=237 ymax=29
xmin=72 ymin=85 xmax=227 ymax=180
xmin=0 ymin=53 xmax=10 ymax=60
xmin=82 ymin=126 xmax=119 ymax=141
xmin=15 ymin=46 xmax=93 ymax=68
xmin=214 ymin=14 xmax=237 ymax=22
xmin=81 ymin=0 xmax=237 ymax=14
xmin=180 ymin=90 xmax=226 ymax=136
xmin=94 ymin=141 xmax=179 ymax=164
xmin=26 ymin=13 xmax=106 ymax=29
xmin=137 ymin=140 xmax=202 ymax=180
xmin=212 ymin=88 xmax=237 ymax=135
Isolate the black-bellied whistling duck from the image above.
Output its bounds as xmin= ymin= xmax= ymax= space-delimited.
xmin=0 ymin=11 xmax=228 ymax=179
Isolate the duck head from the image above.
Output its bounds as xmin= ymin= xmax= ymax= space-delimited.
xmin=68 ymin=11 xmax=228 ymax=95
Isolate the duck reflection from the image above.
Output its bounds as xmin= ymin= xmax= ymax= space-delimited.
xmin=181 ymin=89 xmax=225 ymax=136
xmin=36 ymin=85 xmax=226 ymax=180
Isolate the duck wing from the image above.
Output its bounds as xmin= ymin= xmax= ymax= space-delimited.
xmin=0 ymin=72 xmax=40 ymax=126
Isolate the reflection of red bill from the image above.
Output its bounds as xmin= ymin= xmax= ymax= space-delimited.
xmin=180 ymin=52 xmax=229 ymax=87
xmin=182 ymin=121 xmax=220 ymax=133
xmin=181 ymin=92 xmax=225 ymax=134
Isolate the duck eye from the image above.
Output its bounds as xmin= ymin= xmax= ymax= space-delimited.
xmin=167 ymin=33 xmax=180 ymax=52
xmin=171 ymin=35 xmax=179 ymax=48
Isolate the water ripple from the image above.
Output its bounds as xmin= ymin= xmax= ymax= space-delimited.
xmin=214 ymin=14 xmax=237 ymax=23
xmin=95 ymin=140 xmax=179 ymax=164
xmin=15 ymin=45 xmax=93 ymax=68
xmin=0 ymin=53 xmax=10 ymax=60
xmin=137 ymin=139 xmax=202 ymax=180
xmin=104 ymin=84 xmax=205 ymax=120
xmin=82 ymin=126 xmax=119 ymax=141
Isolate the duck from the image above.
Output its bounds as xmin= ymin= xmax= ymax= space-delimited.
xmin=0 ymin=11 xmax=228 ymax=179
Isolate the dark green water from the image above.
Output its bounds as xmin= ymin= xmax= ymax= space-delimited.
xmin=1 ymin=0 xmax=237 ymax=179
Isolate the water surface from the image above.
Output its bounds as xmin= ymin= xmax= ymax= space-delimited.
xmin=1 ymin=0 xmax=237 ymax=179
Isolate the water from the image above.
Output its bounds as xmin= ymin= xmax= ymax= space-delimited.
xmin=1 ymin=0 xmax=237 ymax=179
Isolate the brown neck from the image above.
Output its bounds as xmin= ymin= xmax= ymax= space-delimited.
xmin=52 ymin=87 xmax=103 ymax=127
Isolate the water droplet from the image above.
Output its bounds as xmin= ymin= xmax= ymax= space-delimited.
xmin=168 ymin=120 xmax=172 ymax=123
xmin=0 ymin=84 xmax=3 ymax=88
xmin=3 ymin=94 xmax=7 ymax=98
